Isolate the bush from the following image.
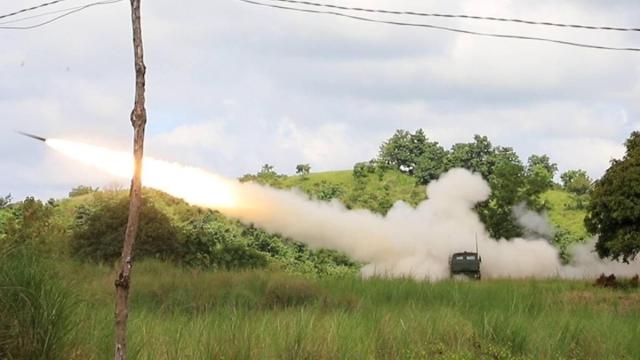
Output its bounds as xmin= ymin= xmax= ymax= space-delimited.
xmin=180 ymin=214 xmax=269 ymax=270
xmin=70 ymin=194 xmax=180 ymax=263
xmin=1 ymin=197 xmax=66 ymax=254
xmin=0 ymin=246 xmax=76 ymax=359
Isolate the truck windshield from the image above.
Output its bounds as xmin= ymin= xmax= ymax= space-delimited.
xmin=466 ymin=255 xmax=476 ymax=260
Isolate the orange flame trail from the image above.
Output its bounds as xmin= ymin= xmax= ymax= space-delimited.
xmin=46 ymin=138 xmax=237 ymax=209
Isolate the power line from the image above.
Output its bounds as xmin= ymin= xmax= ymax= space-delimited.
xmin=238 ymin=0 xmax=640 ymax=52
xmin=0 ymin=3 xmax=95 ymax=26
xmin=0 ymin=0 xmax=123 ymax=30
xmin=0 ymin=0 xmax=68 ymax=20
xmin=264 ymin=0 xmax=640 ymax=32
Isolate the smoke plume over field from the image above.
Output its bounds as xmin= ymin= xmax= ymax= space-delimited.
xmin=47 ymin=139 xmax=640 ymax=280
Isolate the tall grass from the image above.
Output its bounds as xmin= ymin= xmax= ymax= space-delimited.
xmin=3 ymin=257 xmax=640 ymax=359
xmin=54 ymin=260 xmax=640 ymax=359
xmin=0 ymin=245 xmax=76 ymax=359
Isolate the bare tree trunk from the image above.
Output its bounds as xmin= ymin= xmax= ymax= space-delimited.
xmin=115 ymin=0 xmax=146 ymax=359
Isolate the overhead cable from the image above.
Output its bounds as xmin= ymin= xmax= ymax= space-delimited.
xmin=265 ymin=0 xmax=640 ymax=32
xmin=0 ymin=3 xmax=97 ymax=26
xmin=0 ymin=0 xmax=123 ymax=30
xmin=0 ymin=0 xmax=68 ymax=20
xmin=238 ymin=0 xmax=640 ymax=52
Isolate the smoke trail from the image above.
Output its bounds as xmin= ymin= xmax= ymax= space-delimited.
xmin=46 ymin=139 xmax=640 ymax=280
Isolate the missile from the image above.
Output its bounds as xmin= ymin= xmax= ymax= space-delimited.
xmin=16 ymin=131 xmax=46 ymax=142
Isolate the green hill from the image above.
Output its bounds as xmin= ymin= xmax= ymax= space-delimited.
xmin=542 ymin=190 xmax=588 ymax=241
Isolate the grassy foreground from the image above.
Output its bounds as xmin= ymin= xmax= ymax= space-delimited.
xmin=4 ymin=256 xmax=637 ymax=360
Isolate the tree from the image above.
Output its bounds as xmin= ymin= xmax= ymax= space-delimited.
xmin=2 ymin=197 xmax=64 ymax=250
xmin=561 ymin=169 xmax=592 ymax=195
xmin=353 ymin=161 xmax=376 ymax=180
xmin=296 ymin=164 xmax=311 ymax=177
xmin=239 ymin=164 xmax=286 ymax=187
xmin=586 ymin=131 xmax=640 ymax=262
xmin=445 ymin=135 xmax=494 ymax=178
xmin=0 ymin=194 xmax=11 ymax=209
xmin=413 ymin=142 xmax=448 ymax=185
xmin=479 ymin=148 xmax=527 ymax=239
xmin=71 ymin=196 xmax=179 ymax=263
xmin=526 ymin=154 xmax=558 ymax=180
xmin=379 ymin=129 xmax=446 ymax=178
xmin=68 ymin=185 xmax=99 ymax=197
xmin=523 ymin=154 xmax=557 ymax=210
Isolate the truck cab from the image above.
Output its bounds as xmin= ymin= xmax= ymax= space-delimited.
xmin=450 ymin=251 xmax=481 ymax=280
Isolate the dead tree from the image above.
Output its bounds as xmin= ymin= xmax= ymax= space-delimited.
xmin=114 ymin=0 xmax=147 ymax=359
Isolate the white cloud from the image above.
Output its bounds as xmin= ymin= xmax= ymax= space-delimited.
xmin=540 ymin=137 xmax=626 ymax=178
xmin=1 ymin=0 xmax=639 ymax=198
xmin=276 ymin=118 xmax=375 ymax=171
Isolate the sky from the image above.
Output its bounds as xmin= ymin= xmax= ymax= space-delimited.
xmin=1 ymin=0 xmax=639 ymax=200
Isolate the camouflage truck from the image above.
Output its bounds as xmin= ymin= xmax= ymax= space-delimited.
xmin=450 ymin=251 xmax=481 ymax=280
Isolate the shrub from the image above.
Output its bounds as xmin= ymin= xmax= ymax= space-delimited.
xmin=1 ymin=197 xmax=66 ymax=254
xmin=70 ymin=194 xmax=180 ymax=263
xmin=180 ymin=215 xmax=269 ymax=270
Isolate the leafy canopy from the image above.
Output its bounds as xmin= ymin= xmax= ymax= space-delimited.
xmin=586 ymin=131 xmax=640 ymax=262
xmin=561 ymin=170 xmax=592 ymax=195
xmin=377 ymin=130 xmax=557 ymax=239
xmin=70 ymin=193 xmax=180 ymax=263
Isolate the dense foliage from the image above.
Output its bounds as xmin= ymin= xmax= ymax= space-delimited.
xmin=60 ymin=189 xmax=357 ymax=275
xmin=179 ymin=213 xmax=269 ymax=270
xmin=561 ymin=169 xmax=593 ymax=195
xmin=375 ymin=130 xmax=558 ymax=238
xmin=70 ymin=193 xmax=180 ymax=263
xmin=0 ymin=197 xmax=66 ymax=254
xmin=586 ymin=131 xmax=640 ymax=262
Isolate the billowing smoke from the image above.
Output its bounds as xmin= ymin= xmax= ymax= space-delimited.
xmin=47 ymin=139 xmax=640 ymax=280
xmin=513 ymin=203 xmax=555 ymax=239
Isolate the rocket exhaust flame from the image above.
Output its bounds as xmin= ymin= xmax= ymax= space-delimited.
xmin=42 ymin=138 xmax=640 ymax=280
xmin=45 ymin=138 xmax=237 ymax=209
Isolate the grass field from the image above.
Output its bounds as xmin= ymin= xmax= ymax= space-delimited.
xmin=5 ymin=251 xmax=639 ymax=360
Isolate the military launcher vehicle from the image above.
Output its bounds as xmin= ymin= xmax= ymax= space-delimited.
xmin=450 ymin=251 xmax=481 ymax=280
